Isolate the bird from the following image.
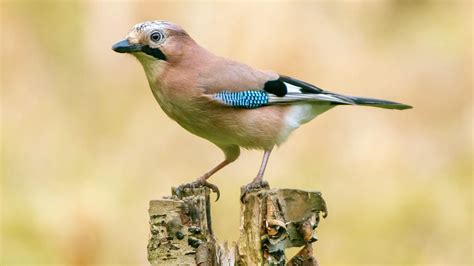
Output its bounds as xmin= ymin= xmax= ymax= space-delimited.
xmin=112 ymin=21 xmax=411 ymax=200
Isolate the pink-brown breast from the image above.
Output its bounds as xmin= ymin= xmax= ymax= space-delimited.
xmin=149 ymin=49 xmax=293 ymax=150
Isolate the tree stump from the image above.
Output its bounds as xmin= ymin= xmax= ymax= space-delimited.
xmin=147 ymin=186 xmax=327 ymax=265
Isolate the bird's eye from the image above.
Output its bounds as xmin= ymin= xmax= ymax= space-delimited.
xmin=150 ymin=32 xmax=163 ymax=42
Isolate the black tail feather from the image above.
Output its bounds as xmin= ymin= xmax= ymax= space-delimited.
xmin=345 ymin=95 xmax=412 ymax=110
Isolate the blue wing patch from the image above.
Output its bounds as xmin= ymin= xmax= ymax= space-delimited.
xmin=214 ymin=90 xmax=269 ymax=109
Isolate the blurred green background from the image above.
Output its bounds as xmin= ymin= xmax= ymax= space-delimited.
xmin=1 ymin=1 xmax=472 ymax=265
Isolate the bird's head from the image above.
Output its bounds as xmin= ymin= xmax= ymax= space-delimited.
xmin=112 ymin=21 xmax=194 ymax=71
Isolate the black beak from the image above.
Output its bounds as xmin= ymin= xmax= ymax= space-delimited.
xmin=112 ymin=39 xmax=142 ymax=53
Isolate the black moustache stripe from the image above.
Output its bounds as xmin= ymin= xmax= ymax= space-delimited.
xmin=141 ymin=46 xmax=167 ymax=61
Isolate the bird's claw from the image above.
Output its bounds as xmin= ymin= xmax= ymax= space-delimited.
xmin=175 ymin=179 xmax=220 ymax=201
xmin=240 ymin=179 xmax=269 ymax=203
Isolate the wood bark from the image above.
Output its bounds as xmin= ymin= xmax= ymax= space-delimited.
xmin=148 ymin=186 xmax=327 ymax=265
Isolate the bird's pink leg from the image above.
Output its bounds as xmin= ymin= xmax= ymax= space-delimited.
xmin=199 ymin=159 xmax=233 ymax=180
xmin=176 ymin=145 xmax=240 ymax=201
xmin=195 ymin=159 xmax=233 ymax=189
xmin=253 ymin=148 xmax=273 ymax=184
xmin=241 ymin=148 xmax=273 ymax=201
xmin=176 ymin=160 xmax=231 ymax=201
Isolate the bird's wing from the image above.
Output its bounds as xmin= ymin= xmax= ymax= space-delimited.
xmin=203 ymin=71 xmax=355 ymax=109
xmin=200 ymin=59 xmax=411 ymax=110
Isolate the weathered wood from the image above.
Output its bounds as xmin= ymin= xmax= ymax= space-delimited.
xmin=287 ymin=244 xmax=319 ymax=266
xmin=148 ymin=187 xmax=216 ymax=265
xmin=147 ymin=186 xmax=327 ymax=265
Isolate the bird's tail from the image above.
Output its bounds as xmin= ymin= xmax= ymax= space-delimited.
xmin=268 ymin=92 xmax=413 ymax=110
xmin=273 ymin=75 xmax=412 ymax=110
xmin=342 ymin=95 xmax=412 ymax=110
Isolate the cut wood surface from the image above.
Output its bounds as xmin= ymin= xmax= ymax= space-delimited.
xmin=148 ymin=186 xmax=327 ymax=265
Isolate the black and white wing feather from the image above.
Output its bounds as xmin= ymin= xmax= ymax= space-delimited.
xmin=212 ymin=75 xmax=412 ymax=110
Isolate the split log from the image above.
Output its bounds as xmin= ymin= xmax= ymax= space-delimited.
xmin=147 ymin=186 xmax=327 ymax=265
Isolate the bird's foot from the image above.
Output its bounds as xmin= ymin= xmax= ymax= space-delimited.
xmin=175 ymin=178 xmax=220 ymax=201
xmin=240 ymin=179 xmax=270 ymax=202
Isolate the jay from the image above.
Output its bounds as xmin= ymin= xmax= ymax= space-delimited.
xmin=112 ymin=21 xmax=411 ymax=200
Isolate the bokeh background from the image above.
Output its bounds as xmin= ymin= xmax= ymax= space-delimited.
xmin=1 ymin=1 xmax=472 ymax=265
